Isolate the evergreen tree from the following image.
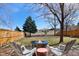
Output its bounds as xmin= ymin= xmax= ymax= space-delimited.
xmin=23 ymin=16 xmax=37 ymax=37
xmin=77 ymin=22 xmax=79 ymax=26
xmin=15 ymin=26 xmax=21 ymax=32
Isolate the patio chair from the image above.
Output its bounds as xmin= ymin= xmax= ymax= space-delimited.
xmin=50 ymin=40 xmax=76 ymax=56
xmin=10 ymin=42 xmax=36 ymax=56
xmin=21 ymin=45 xmax=36 ymax=56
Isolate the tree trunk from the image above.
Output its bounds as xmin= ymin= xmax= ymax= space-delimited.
xmin=29 ymin=33 xmax=31 ymax=37
xmin=59 ymin=3 xmax=64 ymax=43
xmin=24 ymin=32 xmax=27 ymax=37
xmin=53 ymin=16 xmax=57 ymax=36
xmin=59 ymin=24 xmax=64 ymax=43
xmin=54 ymin=25 xmax=56 ymax=36
xmin=65 ymin=24 xmax=68 ymax=36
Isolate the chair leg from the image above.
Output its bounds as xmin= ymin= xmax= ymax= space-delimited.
xmin=35 ymin=51 xmax=37 ymax=56
xmin=9 ymin=50 xmax=15 ymax=55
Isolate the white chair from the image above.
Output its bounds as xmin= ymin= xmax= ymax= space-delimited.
xmin=50 ymin=40 xmax=76 ymax=56
xmin=21 ymin=45 xmax=36 ymax=56
xmin=10 ymin=42 xmax=36 ymax=56
xmin=25 ymin=48 xmax=36 ymax=56
xmin=21 ymin=45 xmax=30 ymax=55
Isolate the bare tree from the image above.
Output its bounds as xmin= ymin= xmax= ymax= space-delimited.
xmin=44 ymin=3 xmax=79 ymax=43
xmin=27 ymin=3 xmax=79 ymax=43
xmin=45 ymin=16 xmax=59 ymax=35
xmin=64 ymin=17 xmax=76 ymax=36
xmin=64 ymin=4 xmax=78 ymax=36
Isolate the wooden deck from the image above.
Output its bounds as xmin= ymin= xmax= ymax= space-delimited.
xmin=0 ymin=46 xmax=79 ymax=56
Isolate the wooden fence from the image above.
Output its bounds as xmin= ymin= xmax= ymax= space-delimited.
xmin=0 ymin=29 xmax=24 ymax=46
xmin=56 ymin=29 xmax=79 ymax=37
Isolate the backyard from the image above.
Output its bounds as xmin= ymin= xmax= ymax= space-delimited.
xmin=17 ymin=36 xmax=79 ymax=46
xmin=0 ymin=36 xmax=79 ymax=56
xmin=0 ymin=3 xmax=79 ymax=56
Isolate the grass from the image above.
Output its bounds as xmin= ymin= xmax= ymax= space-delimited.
xmin=16 ymin=36 xmax=79 ymax=46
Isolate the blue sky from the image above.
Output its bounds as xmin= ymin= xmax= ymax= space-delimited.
xmin=0 ymin=3 xmax=51 ymax=30
xmin=0 ymin=3 xmax=79 ymax=30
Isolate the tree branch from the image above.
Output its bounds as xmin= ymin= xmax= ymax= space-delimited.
xmin=44 ymin=3 xmax=61 ymax=24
